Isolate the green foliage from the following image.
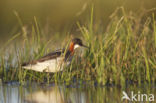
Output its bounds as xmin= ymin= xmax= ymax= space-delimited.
xmin=0 ymin=8 xmax=156 ymax=86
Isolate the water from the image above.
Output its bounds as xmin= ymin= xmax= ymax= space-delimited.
xmin=0 ymin=82 xmax=155 ymax=103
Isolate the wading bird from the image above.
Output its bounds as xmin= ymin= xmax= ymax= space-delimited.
xmin=22 ymin=38 xmax=88 ymax=72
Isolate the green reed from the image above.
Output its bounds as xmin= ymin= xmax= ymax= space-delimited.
xmin=0 ymin=7 xmax=155 ymax=86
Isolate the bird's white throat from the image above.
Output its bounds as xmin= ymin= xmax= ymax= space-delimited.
xmin=74 ymin=44 xmax=80 ymax=49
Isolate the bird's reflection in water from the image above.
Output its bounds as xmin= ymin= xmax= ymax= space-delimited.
xmin=1 ymin=83 xmax=154 ymax=103
xmin=25 ymin=86 xmax=87 ymax=103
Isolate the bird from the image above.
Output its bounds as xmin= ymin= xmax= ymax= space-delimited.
xmin=22 ymin=38 xmax=88 ymax=73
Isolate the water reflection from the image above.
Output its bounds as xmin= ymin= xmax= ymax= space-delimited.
xmin=0 ymin=82 xmax=156 ymax=103
xmin=25 ymin=86 xmax=87 ymax=103
xmin=25 ymin=86 xmax=64 ymax=103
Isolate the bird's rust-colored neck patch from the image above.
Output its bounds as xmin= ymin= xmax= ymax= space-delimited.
xmin=69 ymin=42 xmax=74 ymax=54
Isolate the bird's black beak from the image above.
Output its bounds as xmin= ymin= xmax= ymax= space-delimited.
xmin=82 ymin=44 xmax=89 ymax=49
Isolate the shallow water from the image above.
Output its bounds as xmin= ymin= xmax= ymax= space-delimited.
xmin=0 ymin=82 xmax=156 ymax=103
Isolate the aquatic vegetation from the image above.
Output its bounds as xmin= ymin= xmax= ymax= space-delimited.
xmin=0 ymin=7 xmax=156 ymax=86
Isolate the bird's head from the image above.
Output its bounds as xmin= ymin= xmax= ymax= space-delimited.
xmin=69 ymin=38 xmax=88 ymax=53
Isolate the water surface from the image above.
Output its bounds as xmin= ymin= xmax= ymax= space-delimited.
xmin=0 ymin=82 xmax=155 ymax=103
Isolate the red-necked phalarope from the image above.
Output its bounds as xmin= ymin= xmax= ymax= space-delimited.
xmin=22 ymin=38 xmax=88 ymax=72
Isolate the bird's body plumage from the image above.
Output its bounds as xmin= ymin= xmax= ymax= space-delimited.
xmin=22 ymin=49 xmax=72 ymax=72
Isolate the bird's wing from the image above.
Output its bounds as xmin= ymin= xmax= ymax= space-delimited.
xmin=38 ymin=49 xmax=63 ymax=62
xmin=22 ymin=49 xmax=64 ymax=66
